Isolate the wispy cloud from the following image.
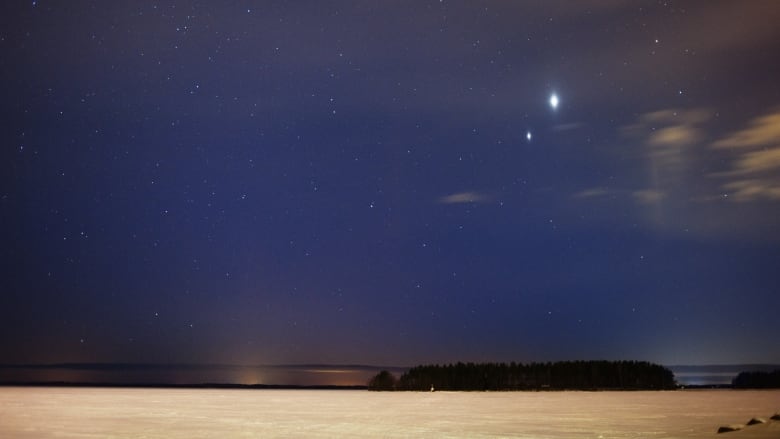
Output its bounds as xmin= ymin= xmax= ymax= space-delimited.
xmin=712 ymin=112 xmax=780 ymax=149
xmin=622 ymin=108 xmax=711 ymax=155
xmin=438 ymin=191 xmax=491 ymax=204
xmin=730 ymin=148 xmax=780 ymax=175
xmin=569 ymin=108 xmax=718 ymax=235
xmin=573 ymin=187 xmax=665 ymax=205
xmin=632 ymin=189 xmax=665 ymax=205
xmin=573 ymin=187 xmax=613 ymax=199
xmin=710 ymin=110 xmax=780 ymax=201
xmin=721 ymin=179 xmax=780 ymax=201
xmin=617 ymin=108 xmax=713 ymax=207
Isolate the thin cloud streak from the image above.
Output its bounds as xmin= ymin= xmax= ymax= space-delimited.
xmin=438 ymin=191 xmax=492 ymax=204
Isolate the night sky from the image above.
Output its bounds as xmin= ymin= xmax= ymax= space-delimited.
xmin=3 ymin=1 xmax=780 ymax=377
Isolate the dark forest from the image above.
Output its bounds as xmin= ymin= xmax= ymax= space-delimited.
xmin=369 ymin=361 xmax=676 ymax=391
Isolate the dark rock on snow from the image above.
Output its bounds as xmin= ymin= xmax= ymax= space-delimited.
xmin=717 ymin=424 xmax=743 ymax=433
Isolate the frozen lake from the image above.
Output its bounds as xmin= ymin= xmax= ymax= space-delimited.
xmin=0 ymin=387 xmax=777 ymax=438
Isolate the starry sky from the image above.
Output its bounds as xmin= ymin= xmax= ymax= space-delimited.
xmin=3 ymin=1 xmax=780 ymax=378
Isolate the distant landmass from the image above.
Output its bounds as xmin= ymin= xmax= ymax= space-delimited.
xmin=0 ymin=363 xmax=405 ymax=387
xmin=667 ymin=364 xmax=780 ymax=386
xmin=2 ymin=363 xmax=778 ymax=388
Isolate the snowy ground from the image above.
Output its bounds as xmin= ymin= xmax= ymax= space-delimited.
xmin=0 ymin=387 xmax=777 ymax=438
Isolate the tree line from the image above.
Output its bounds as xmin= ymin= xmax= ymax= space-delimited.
xmin=732 ymin=370 xmax=780 ymax=388
xmin=368 ymin=360 xmax=676 ymax=391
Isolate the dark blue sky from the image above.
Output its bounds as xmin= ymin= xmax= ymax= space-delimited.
xmin=2 ymin=1 xmax=780 ymax=373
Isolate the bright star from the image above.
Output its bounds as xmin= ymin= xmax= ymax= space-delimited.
xmin=526 ymin=131 xmax=532 ymax=141
xmin=549 ymin=93 xmax=559 ymax=109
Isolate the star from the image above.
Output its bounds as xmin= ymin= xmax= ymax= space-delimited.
xmin=549 ymin=93 xmax=559 ymax=109
xmin=526 ymin=131 xmax=532 ymax=141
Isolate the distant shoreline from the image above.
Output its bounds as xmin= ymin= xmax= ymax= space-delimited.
xmin=2 ymin=363 xmax=779 ymax=388
xmin=0 ymin=381 xmax=368 ymax=390
xmin=0 ymin=382 xmax=743 ymax=391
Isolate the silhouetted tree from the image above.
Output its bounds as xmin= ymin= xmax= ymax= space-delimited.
xmin=368 ymin=370 xmax=397 ymax=391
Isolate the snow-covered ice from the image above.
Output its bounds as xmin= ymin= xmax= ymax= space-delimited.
xmin=0 ymin=387 xmax=777 ymax=438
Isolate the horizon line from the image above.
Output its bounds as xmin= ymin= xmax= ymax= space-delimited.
xmin=2 ymin=362 xmax=778 ymax=370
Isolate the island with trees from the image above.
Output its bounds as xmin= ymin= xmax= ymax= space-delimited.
xmin=368 ymin=360 xmax=676 ymax=391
